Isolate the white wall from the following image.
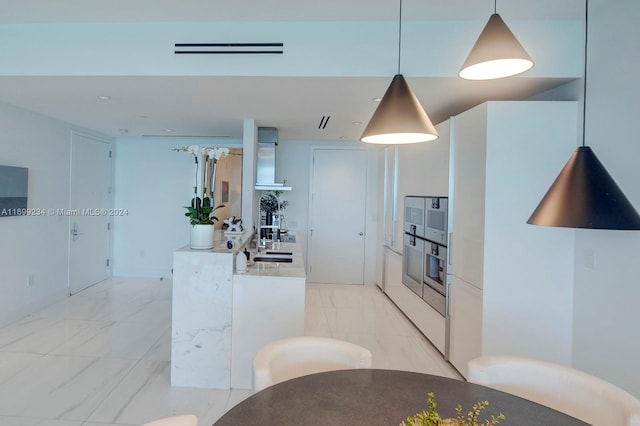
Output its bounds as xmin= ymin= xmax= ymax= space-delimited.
xmin=481 ymin=102 xmax=577 ymax=365
xmin=572 ymin=0 xmax=640 ymax=397
xmin=0 ymin=20 xmax=581 ymax=79
xmin=112 ymin=137 xmax=241 ymax=278
xmin=0 ymin=102 xmax=110 ymax=326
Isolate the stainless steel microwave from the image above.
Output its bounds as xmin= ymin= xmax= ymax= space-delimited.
xmin=403 ymin=196 xmax=426 ymax=238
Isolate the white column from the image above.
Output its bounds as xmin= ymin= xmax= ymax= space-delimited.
xmin=242 ymin=119 xmax=257 ymax=231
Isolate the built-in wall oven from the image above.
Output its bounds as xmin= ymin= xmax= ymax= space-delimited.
xmin=423 ymin=241 xmax=447 ymax=316
xmin=402 ymin=196 xmax=449 ymax=317
xmin=402 ymin=233 xmax=424 ymax=298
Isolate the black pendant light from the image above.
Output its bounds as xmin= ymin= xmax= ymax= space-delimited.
xmin=360 ymin=0 xmax=438 ymax=144
xmin=527 ymin=0 xmax=640 ymax=230
xmin=459 ymin=0 xmax=534 ymax=80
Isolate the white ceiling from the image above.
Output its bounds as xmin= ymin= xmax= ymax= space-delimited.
xmin=0 ymin=0 xmax=584 ymax=142
xmin=0 ymin=0 xmax=584 ymax=23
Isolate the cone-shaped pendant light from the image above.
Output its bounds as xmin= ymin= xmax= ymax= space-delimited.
xmin=527 ymin=147 xmax=640 ymax=229
xmin=360 ymin=74 xmax=438 ymax=144
xmin=360 ymin=0 xmax=438 ymax=144
xmin=459 ymin=2 xmax=533 ymax=80
xmin=527 ymin=0 xmax=640 ymax=230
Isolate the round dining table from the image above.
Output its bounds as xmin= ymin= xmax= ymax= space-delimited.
xmin=214 ymin=369 xmax=589 ymax=426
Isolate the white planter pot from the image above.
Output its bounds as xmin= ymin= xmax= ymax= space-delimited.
xmin=190 ymin=224 xmax=215 ymax=249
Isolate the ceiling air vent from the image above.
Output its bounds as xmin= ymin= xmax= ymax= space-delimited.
xmin=142 ymin=135 xmax=231 ymax=138
xmin=318 ymin=116 xmax=330 ymax=130
xmin=174 ymin=42 xmax=284 ymax=55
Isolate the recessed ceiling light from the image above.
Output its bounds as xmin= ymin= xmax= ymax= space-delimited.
xmin=97 ymin=95 xmax=111 ymax=100
xmin=372 ymin=97 xmax=382 ymax=103
xmin=352 ymin=121 xmax=362 ymax=126
xmin=165 ymin=129 xmax=174 ymax=133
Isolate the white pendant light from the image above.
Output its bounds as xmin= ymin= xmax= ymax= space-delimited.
xmin=459 ymin=1 xmax=534 ymax=80
xmin=360 ymin=0 xmax=438 ymax=145
xmin=527 ymin=0 xmax=640 ymax=230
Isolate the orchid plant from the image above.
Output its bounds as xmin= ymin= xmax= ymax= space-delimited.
xmin=173 ymin=145 xmax=229 ymax=225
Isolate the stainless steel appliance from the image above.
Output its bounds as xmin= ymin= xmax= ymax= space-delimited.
xmin=402 ymin=196 xmax=449 ymax=317
xmin=403 ymin=196 xmax=426 ymax=238
xmin=425 ymin=196 xmax=448 ymax=246
xmin=255 ymin=127 xmax=292 ymax=191
xmin=423 ymin=241 xmax=447 ymax=316
xmin=402 ymin=233 xmax=424 ymax=298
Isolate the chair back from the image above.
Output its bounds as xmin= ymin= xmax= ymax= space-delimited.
xmin=252 ymin=336 xmax=372 ymax=392
xmin=141 ymin=414 xmax=198 ymax=426
xmin=468 ymin=356 xmax=640 ymax=426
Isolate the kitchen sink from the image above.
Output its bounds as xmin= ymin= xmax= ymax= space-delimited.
xmin=253 ymin=256 xmax=293 ymax=263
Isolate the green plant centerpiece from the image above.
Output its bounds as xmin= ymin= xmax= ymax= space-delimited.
xmin=401 ymin=393 xmax=505 ymax=426
xmin=184 ymin=193 xmax=224 ymax=225
xmin=174 ymin=145 xmax=229 ymax=249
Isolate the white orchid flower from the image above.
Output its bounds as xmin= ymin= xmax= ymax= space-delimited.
xmin=204 ymin=148 xmax=216 ymax=159
xmin=202 ymin=146 xmax=230 ymax=161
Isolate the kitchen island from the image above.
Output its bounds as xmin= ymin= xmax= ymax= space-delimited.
xmin=171 ymin=231 xmax=305 ymax=390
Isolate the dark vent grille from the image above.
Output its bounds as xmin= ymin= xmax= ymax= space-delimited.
xmin=318 ymin=116 xmax=330 ymax=129
xmin=175 ymin=42 xmax=284 ymax=55
xmin=142 ymin=135 xmax=231 ymax=138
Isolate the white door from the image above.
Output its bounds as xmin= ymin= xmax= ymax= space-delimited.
xmin=308 ymin=148 xmax=367 ymax=284
xmin=69 ymin=133 xmax=112 ymax=294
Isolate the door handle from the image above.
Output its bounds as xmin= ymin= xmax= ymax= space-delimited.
xmin=359 ymin=232 xmax=364 ymax=236
xmin=71 ymin=224 xmax=84 ymax=241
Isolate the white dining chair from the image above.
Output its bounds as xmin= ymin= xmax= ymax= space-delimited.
xmin=141 ymin=414 xmax=198 ymax=426
xmin=468 ymin=356 xmax=640 ymax=426
xmin=252 ymin=336 xmax=373 ymax=392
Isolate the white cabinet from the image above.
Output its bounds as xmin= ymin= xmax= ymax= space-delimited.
xmin=380 ymin=120 xmax=451 ymax=355
xmin=395 ymin=121 xmax=450 ymax=247
xmin=448 ymin=276 xmax=482 ymax=378
xmin=447 ymin=101 xmax=578 ymax=377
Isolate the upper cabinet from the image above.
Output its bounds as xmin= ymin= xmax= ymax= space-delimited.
xmin=378 ymin=121 xmax=452 ymax=354
xmin=448 ymin=101 xmax=579 ymax=376
xmin=383 ymin=121 xmax=451 ymax=253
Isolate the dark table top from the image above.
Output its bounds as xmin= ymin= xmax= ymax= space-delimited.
xmin=214 ymin=369 xmax=590 ymax=426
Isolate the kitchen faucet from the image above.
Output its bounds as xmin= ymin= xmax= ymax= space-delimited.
xmin=257 ymin=191 xmax=281 ymax=250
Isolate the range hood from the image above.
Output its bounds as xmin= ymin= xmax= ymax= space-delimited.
xmin=255 ymin=127 xmax=292 ymax=191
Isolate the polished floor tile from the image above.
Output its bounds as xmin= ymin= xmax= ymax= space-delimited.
xmin=0 ymin=277 xmax=459 ymax=425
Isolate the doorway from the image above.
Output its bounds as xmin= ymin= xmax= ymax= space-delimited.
xmin=307 ymin=148 xmax=368 ymax=284
xmin=68 ymin=132 xmax=113 ymax=295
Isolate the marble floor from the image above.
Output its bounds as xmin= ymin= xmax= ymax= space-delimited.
xmin=0 ymin=277 xmax=460 ymax=426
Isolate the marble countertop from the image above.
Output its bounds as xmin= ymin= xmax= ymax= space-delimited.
xmin=174 ymin=230 xmax=305 ymax=279
xmin=175 ymin=229 xmax=254 ymax=255
xmin=238 ymin=240 xmax=306 ymax=279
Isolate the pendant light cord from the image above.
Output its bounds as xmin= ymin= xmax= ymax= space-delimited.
xmin=581 ymin=0 xmax=589 ymax=147
xmin=397 ymin=0 xmax=402 ymax=74
xmin=494 ymin=0 xmax=497 ymax=14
